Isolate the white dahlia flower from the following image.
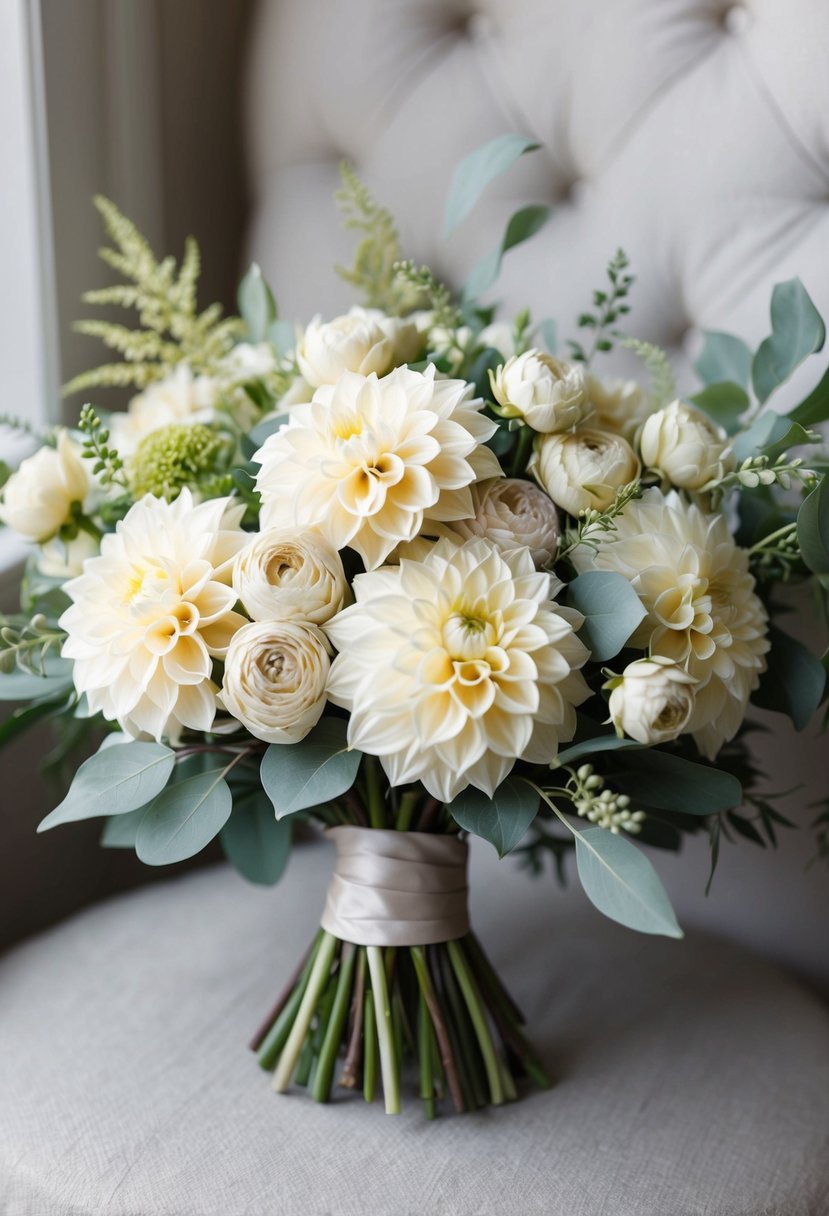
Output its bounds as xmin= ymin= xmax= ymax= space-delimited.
xmin=254 ymin=365 xmax=502 ymax=570
xmin=447 ymin=477 xmax=560 ymax=568
xmin=573 ymin=488 xmax=769 ymax=758
xmin=489 ymin=350 xmax=585 ymax=433
xmin=109 ymin=364 xmax=219 ymax=458
xmin=60 ymin=489 xmax=247 ymax=741
xmin=325 ymin=538 xmax=590 ymax=802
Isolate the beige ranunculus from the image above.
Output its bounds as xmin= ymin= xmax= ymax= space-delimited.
xmin=0 ymin=430 xmax=90 ymax=542
xmin=529 ymin=428 xmax=640 ymax=517
xmin=221 ymin=620 xmax=330 ymax=744
xmin=296 ymin=307 xmax=397 ymax=388
xmin=639 ymin=400 xmax=735 ymax=490
xmin=448 ymin=478 xmax=560 ymax=568
xmin=489 ymin=350 xmax=585 ymax=433
xmin=584 ymin=374 xmax=654 ymax=443
xmin=606 ymin=656 xmax=696 ymax=745
xmin=233 ymin=530 xmax=348 ymax=625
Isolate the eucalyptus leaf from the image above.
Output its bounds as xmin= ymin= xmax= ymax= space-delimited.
xmin=751 ymin=278 xmax=825 ymax=404
xmin=789 ymin=364 xmax=829 ymax=428
xmin=237 ymin=262 xmax=277 ymax=343
xmin=261 ymin=717 xmax=362 ymax=819
xmin=249 ymin=414 xmax=288 ymax=452
xmin=463 ymin=205 xmax=552 ymax=302
xmin=267 ymin=318 xmax=297 ymax=358
xmin=797 ymin=477 xmax=829 ymax=575
xmin=100 ymin=806 xmax=146 ymax=849
xmin=0 ymin=658 xmax=74 ymax=703
xmin=574 ymin=826 xmax=683 ymax=938
xmin=135 ymin=768 xmax=232 ymax=865
xmin=38 ymin=741 xmax=176 ymax=832
xmin=752 ymin=624 xmax=825 ymax=730
xmin=539 ymin=318 xmax=557 ymax=354
xmin=220 ymin=791 xmax=293 ymax=885
xmin=553 ymin=734 xmax=644 ymax=768
xmin=689 ymin=382 xmax=748 ymax=435
xmin=731 ymin=411 xmax=815 ymax=464
xmin=695 ymin=331 xmax=753 ymax=390
xmin=612 ymin=750 xmax=742 ymax=814
xmin=565 ymin=571 xmax=647 ymax=662
xmin=448 ymin=777 xmax=539 ymax=856
xmin=445 ymin=133 xmax=540 ymax=235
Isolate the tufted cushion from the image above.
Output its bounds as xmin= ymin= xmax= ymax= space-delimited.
xmin=244 ymin=0 xmax=829 ymax=397
xmin=1 ymin=836 xmax=827 ymax=1215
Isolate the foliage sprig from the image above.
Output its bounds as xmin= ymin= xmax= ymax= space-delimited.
xmin=567 ymin=249 xmax=634 ymax=365
xmin=78 ymin=404 xmax=127 ymax=490
xmin=335 ymin=163 xmax=420 ymax=315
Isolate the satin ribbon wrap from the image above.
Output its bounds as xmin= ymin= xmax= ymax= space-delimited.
xmin=320 ymin=826 xmax=470 ymax=947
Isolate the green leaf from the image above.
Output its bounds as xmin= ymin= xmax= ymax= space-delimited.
xmin=553 ymin=734 xmax=644 ymax=768
xmin=267 ymin=318 xmax=297 ymax=358
xmin=448 ymin=777 xmax=539 ymax=856
xmin=100 ymin=807 xmax=145 ymax=849
xmin=260 ymin=717 xmax=362 ymax=819
xmin=539 ymin=318 xmax=557 ymax=354
xmin=752 ymin=278 xmax=825 ymax=404
xmin=732 ymin=411 xmax=815 ymax=464
xmin=135 ymin=767 xmax=232 ymax=865
xmin=613 ymin=750 xmax=743 ymax=814
xmin=788 ymin=364 xmax=829 ymax=428
xmin=689 ymin=382 xmax=748 ymax=435
xmin=444 ymin=133 xmax=540 ymax=235
xmin=565 ymin=571 xmax=647 ymax=662
xmin=574 ymin=827 xmax=683 ymax=938
xmin=798 ymin=477 xmax=829 ymax=575
xmin=0 ymin=658 xmax=74 ymax=702
xmin=237 ymin=262 xmax=277 ymax=344
xmin=38 ymin=741 xmax=175 ymax=832
xmin=694 ymin=331 xmax=753 ymax=390
xmin=249 ymin=414 xmax=288 ymax=452
xmin=220 ymin=790 xmax=293 ymax=885
xmin=752 ymin=624 xmax=825 ymax=730
xmin=463 ymin=204 xmax=552 ymax=302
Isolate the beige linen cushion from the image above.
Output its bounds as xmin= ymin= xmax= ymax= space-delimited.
xmin=0 ymin=836 xmax=827 ymax=1215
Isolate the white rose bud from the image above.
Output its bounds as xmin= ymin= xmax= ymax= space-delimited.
xmin=584 ymin=374 xmax=653 ymax=442
xmin=529 ymin=428 xmax=640 ymax=517
xmin=37 ymin=530 xmax=99 ymax=578
xmin=449 ymin=478 xmax=560 ymax=567
xmin=607 ymin=656 xmax=696 ymax=745
xmin=221 ymin=620 xmax=331 ymax=744
xmin=297 ymin=307 xmax=396 ymax=387
xmin=489 ymin=350 xmax=585 ymax=433
xmin=233 ymin=530 xmax=347 ymax=625
xmin=0 ymin=430 xmax=90 ymax=542
xmin=639 ymin=400 xmax=735 ymax=490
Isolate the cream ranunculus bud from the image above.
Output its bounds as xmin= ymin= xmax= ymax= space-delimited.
xmin=584 ymin=374 xmax=653 ymax=443
xmin=606 ymin=656 xmax=696 ymax=745
xmin=449 ymin=478 xmax=560 ymax=567
xmin=233 ymin=530 xmax=348 ymax=625
xmin=639 ymin=399 xmax=735 ymax=490
xmin=529 ymin=428 xmax=640 ymax=517
xmin=0 ymin=430 xmax=90 ymax=542
xmin=489 ymin=350 xmax=585 ymax=433
xmin=37 ymin=530 xmax=99 ymax=578
xmin=221 ymin=620 xmax=331 ymax=744
xmin=296 ymin=307 xmax=396 ymax=388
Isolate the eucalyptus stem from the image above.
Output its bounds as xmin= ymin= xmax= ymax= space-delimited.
xmin=363 ymin=979 xmax=377 ymax=1103
xmin=313 ymin=943 xmax=357 ymax=1102
xmin=410 ymin=944 xmax=465 ymax=1113
xmin=257 ymin=932 xmax=324 ymax=1070
xmin=509 ymin=423 xmax=536 ymax=478
xmin=417 ymin=992 xmax=436 ymax=1119
xmin=447 ymin=939 xmax=505 ymax=1106
xmin=250 ymin=931 xmax=319 ymax=1052
xmin=364 ymin=757 xmax=386 ymax=829
xmin=339 ymin=946 xmax=366 ymax=1089
xmin=396 ymin=789 xmax=419 ymax=831
xmin=367 ymin=945 xmax=400 ymax=1114
xmin=272 ymin=931 xmax=337 ymax=1092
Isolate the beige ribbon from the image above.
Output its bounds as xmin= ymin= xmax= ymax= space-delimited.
xmin=320 ymin=826 xmax=470 ymax=947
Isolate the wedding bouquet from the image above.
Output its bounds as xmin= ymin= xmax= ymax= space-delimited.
xmin=2 ymin=137 xmax=827 ymax=1117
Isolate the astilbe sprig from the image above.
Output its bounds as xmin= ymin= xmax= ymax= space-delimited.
xmin=63 ymin=196 xmax=242 ymax=396
xmin=620 ymin=336 xmax=676 ymax=407
xmin=335 ymin=163 xmax=422 ymax=316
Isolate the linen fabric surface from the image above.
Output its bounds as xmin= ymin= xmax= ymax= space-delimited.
xmin=0 ymin=837 xmax=827 ymax=1216
xmin=320 ymin=826 xmax=470 ymax=945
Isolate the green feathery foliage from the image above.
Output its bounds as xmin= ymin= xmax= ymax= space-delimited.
xmin=567 ymin=250 xmax=634 ymax=365
xmin=127 ymin=423 xmax=229 ymax=501
xmin=63 ymin=197 xmax=243 ymax=396
xmin=335 ymin=163 xmax=422 ymax=315
xmin=621 ymin=337 xmax=676 ymax=407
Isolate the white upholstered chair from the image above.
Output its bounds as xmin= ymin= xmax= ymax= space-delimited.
xmin=1 ymin=2 xmax=828 ymax=1213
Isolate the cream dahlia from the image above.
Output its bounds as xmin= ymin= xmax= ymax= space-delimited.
xmin=59 ymin=489 xmax=247 ymax=741
xmin=254 ymin=365 xmax=502 ymax=569
xmin=573 ymin=488 xmax=769 ymax=758
xmin=325 ymin=538 xmax=590 ymax=802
